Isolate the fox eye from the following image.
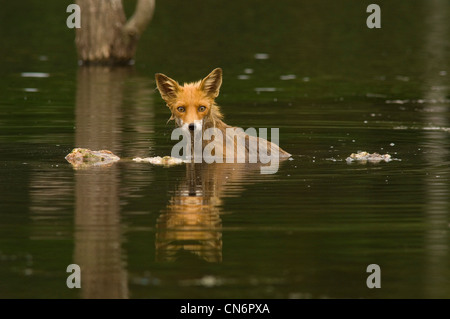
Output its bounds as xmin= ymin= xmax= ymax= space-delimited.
xmin=198 ymin=106 xmax=206 ymax=112
xmin=177 ymin=106 xmax=185 ymax=113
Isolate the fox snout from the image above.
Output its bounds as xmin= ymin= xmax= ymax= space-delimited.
xmin=182 ymin=120 xmax=203 ymax=133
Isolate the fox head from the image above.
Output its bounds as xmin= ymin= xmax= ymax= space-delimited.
xmin=155 ymin=68 xmax=224 ymax=132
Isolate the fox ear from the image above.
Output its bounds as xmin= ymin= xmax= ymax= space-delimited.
xmin=200 ymin=68 xmax=222 ymax=98
xmin=155 ymin=73 xmax=180 ymax=101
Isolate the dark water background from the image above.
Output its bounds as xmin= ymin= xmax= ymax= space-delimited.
xmin=0 ymin=0 xmax=449 ymax=298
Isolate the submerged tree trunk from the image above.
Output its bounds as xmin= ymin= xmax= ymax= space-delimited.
xmin=75 ymin=0 xmax=155 ymax=65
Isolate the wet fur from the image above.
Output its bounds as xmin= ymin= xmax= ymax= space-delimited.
xmin=155 ymin=68 xmax=291 ymax=159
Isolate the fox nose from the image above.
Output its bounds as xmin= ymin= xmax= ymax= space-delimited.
xmin=188 ymin=123 xmax=195 ymax=131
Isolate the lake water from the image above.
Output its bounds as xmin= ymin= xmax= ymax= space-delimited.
xmin=0 ymin=0 xmax=449 ymax=299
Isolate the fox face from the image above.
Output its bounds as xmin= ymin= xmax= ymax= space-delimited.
xmin=155 ymin=68 xmax=224 ymax=132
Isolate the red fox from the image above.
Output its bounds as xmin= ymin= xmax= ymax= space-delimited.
xmin=155 ymin=68 xmax=291 ymax=164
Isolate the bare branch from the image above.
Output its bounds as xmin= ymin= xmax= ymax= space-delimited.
xmin=124 ymin=0 xmax=156 ymax=38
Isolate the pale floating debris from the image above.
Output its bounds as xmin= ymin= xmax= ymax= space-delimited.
xmin=199 ymin=275 xmax=221 ymax=287
xmin=180 ymin=275 xmax=225 ymax=288
xmin=395 ymin=75 xmax=410 ymax=82
xmin=288 ymin=292 xmax=313 ymax=299
xmin=237 ymin=74 xmax=250 ymax=80
xmin=280 ymin=74 xmax=297 ymax=80
xmin=386 ymin=98 xmax=450 ymax=104
xmin=302 ymin=77 xmax=310 ymax=82
xmin=393 ymin=125 xmax=415 ymax=130
xmin=21 ymin=72 xmax=50 ymax=78
xmin=254 ymin=87 xmax=277 ymax=93
xmin=38 ymin=56 xmax=48 ymax=61
xmin=65 ymin=148 xmax=120 ymax=169
xmin=254 ymin=53 xmax=270 ymax=60
xmin=366 ymin=93 xmax=387 ymax=98
xmin=130 ymin=276 xmax=160 ymax=286
xmin=423 ymin=126 xmax=450 ymax=132
xmin=133 ymin=156 xmax=184 ymax=166
xmin=386 ymin=99 xmax=409 ymax=104
xmin=346 ymin=151 xmax=392 ymax=163
xmin=439 ymin=70 xmax=447 ymax=76
xmin=394 ymin=126 xmax=450 ymax=132
xmin=431 ymin=85 xmax=448 ymax=91
xmin=244 ymin=68 xmax=254 ymax=74
xmin=23 ymin=88 xmax=39 ymax=92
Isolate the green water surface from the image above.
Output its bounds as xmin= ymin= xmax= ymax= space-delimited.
xmin=0 ymin=0 xmax=449 ymax=299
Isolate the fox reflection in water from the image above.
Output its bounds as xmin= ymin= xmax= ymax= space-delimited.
xmin=156 ymin=162 xmax=273 ymax=263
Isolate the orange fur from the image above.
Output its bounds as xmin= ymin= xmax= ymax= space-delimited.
xmin=155 ymin=68 xmax=291 ymax=159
